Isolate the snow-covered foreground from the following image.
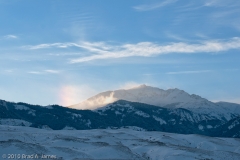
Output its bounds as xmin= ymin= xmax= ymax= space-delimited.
xmin=0 ymin=125 xmax=240 ymax=160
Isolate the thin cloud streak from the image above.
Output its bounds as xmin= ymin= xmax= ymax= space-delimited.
xmin=166 ymin=70 xmax=213 ymax=75
xmin=204 ymin=0 xmax=240 ymax=7
xmin=27 ymin=70 xmax=60 ymax=75
xmin=70 ymin=37 xmax=240 ymax=63
xmin=28 ymin=71 xmax=42 ymax=74
xmin=22 ymin=37 xmax=240 ymax=63
xmin=133 ymin=0 xmax=177 ymax=11
xmin=45 ymin=70 xmax=60 ymax=74
xmin=3 ymin=35 xmax=18 ymax=39
xmin=23 ymin=43 xmax=77 ymax=50
xmin=23 ymin=42 xmax=111 ymax=53
xmin=4 ymin=70 xmax=14 ymax=73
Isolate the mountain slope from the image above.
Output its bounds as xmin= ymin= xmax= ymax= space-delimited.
xmin=1 ymin=99 xmax=238 ymax=138
xmin=1 ymin=125 xmax=240 ymax=160
xmin=215 ymin=116 xmax=240 ymax=138
xmin=70 ymin=85 xmax=240 ymax=120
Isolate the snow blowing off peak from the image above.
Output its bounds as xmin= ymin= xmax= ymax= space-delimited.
xmin=69 ymin=85 xmax=210 ymax=110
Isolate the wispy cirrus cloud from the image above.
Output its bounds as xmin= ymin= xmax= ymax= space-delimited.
xmin=28 ymin=70 xmax=60 ymax=75
xmin=23 ymin=43 xmax=76 ymax=50
xmin=23 ymin=41 xmax=112 ymax=52
xmin=133 ymin=0 xmax=177 ymax=11
xmin=165 ymin=32 xmax=189 ymax=41
xmin=70 ymin=37 xmax=240 ymax=63
xmin=166 ymin=70 xmax=213 ymax=75
xmin=204 ymin=0 xmax=240 ymax=7
xmin=44 ymin=70 xmax=60 ymax=74
xmin=3 ymin=35 xmax=18 ymax=39
xmin=22 ymin=37 xmax=240 ymax=63
xmin=28 ymin=71 xmax=42 ymax=74
xmin=4 ymin=69 xmax=14 ymax=73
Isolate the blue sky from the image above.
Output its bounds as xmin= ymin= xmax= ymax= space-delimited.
xmin=0 ymin=0 xmax=240 ymax=106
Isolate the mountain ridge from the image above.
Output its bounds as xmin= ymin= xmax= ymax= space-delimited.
xmin=69 ymin=85 xmax=210 ymax=109
xmin=69 ymin=85 xmax=240 ymax=121
xmin=1 ymin=98 xmax=240 ymax=138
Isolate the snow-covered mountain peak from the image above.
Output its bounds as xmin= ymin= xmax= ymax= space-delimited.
xmin=166 ymin=88 xmax=181 ymax=91
xmin=68 ymin=85 xmax=240 ymax=120
xmin=69 ymin=85 xmax=210 ymax=110
xmin=135 ymin=84 xmax=147 ymax=88
xmin=127 ymin=84 xmax=160 ymax=91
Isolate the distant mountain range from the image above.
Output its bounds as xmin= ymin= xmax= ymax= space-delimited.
xmin=1 ymin=97 xmax=240 ymax=138
xmin=70 ymin=85 xmax=240 ymax=121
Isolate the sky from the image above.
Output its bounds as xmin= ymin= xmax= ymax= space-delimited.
xmin=0 ymin=0 xmax=240 ymax=106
